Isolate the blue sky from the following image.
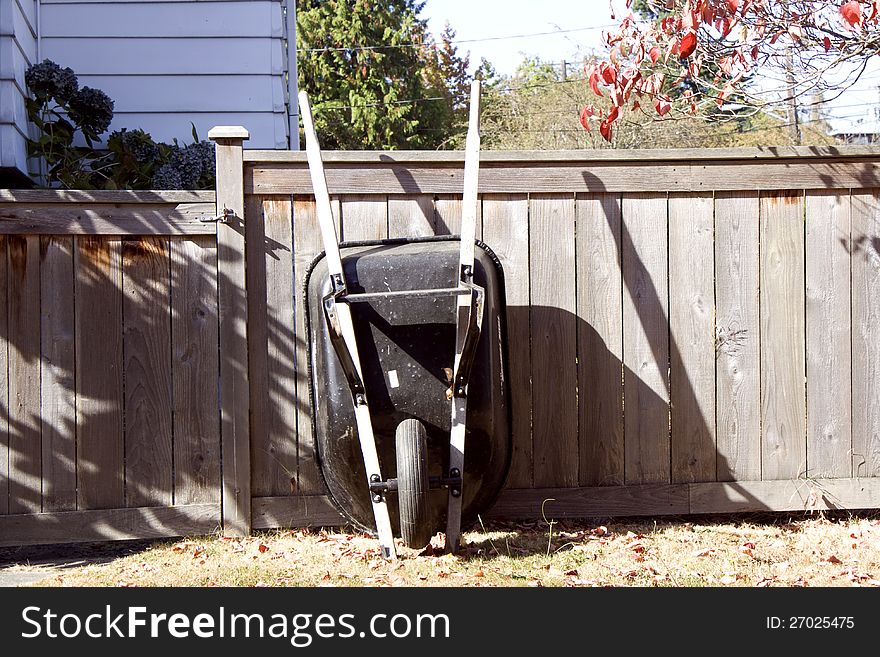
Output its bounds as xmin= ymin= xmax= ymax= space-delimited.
xmin=420 ymin=0 xmax=878 ymax=134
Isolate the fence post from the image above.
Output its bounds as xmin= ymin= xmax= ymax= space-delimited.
xmin=209 ymin=126 xmax=251 ymax=537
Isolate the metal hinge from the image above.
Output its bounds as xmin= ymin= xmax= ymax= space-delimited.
xmin=198 ymin=207 xmax=236 ymax=224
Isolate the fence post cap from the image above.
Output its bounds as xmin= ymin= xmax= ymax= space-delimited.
xmin=208 ymin=126 xmax=250 ymax=141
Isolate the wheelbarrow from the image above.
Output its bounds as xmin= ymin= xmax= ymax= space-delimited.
xmin=299 ymin=82 xmax=510 ymax=558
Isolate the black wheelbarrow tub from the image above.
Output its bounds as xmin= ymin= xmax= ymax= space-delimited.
xmin=305 ymin=237 xmax=511 ymax=537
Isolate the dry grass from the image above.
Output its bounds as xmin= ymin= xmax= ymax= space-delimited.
xmin=8 ymin=512 xmax=880 ymax=588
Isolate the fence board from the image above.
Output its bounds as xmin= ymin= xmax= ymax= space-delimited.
xmin=251 ymin=496 xmax=346 ymax=530
xmin=75 ymin=236 xmax=124 ymax=510
xmin=245 ymin=195 xmax=271 ymax=498
xmin=529 ymin=195 xmax=577 ymax=487
xmin=715 ymin=192 xmax=761 ymax=481
xmin=689 ymin=478 xmax=880 ymax=514
xmin=245 ymin=160 xmax=880 ymax=196
xmin=805 ymin=191 xmax=852 ymax=478
xmin=39 ymin=236 xmax=76 ymax=512
xmin=622 ymin=194 xmax=670 ymax=485
xmin=171 ymin=237 xmax=220 ymax=504
xmin=0 ymin=236 xmax=7 ymax=514
xmin=122 ymin=237 xmax=173 ymax=507
xmin=433 ymin=195 xmax=483 ymax=239
xmin=7 ymin=236 xmax=41 ymax=513
xmin=0 ymin=504 xmax=220 ymax=548
xmin=482 ymin=194 xmax=531 ymax=488
xmin=487 ymin=484 xmax=690 ymax=519
xmin=262 ymin=198 xmax=298 ymax=496
xmin=0 ymin=202 xmax=217 ymax=235
xmin=388 ymin=195 xmax=435 ymax=238
xmin=760 ymin=191 xmax=806 ymax=480
xmin=292 ymin=197 xmax=340 ymax=494
xmin=214 ymin=133 xmax=251 ymax=536
xmin=341 ymin=196 xmax=387 ymax=242
xmin=669 ymin=193 xmax=716 ymax=483
xmin=576 ymin=193 xmax=623 ymax=487
xmin=852 ymin=192 xmax=880 ymax=477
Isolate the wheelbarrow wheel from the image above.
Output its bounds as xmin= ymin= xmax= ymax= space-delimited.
xmin=396 ymin=419 xmax=432 ymax=548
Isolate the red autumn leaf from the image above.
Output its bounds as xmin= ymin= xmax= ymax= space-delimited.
xmin=680 ymin=31 xmax=698 ymax=58
xmin=600 ymin=62 xmax=617 ymax=85
xmin=599 ymin=118 xmax=614 ymax=142
xmin=823 ymin=35 xmax=832 ymax=51
xmin=841 ymin=1 xmax=864 ymax=28
xmin=654 ymin=95 xmax=672 ymax=117
xmin=648 ymin=46 xmax=661 ymax=64
xmin=871 ymin=0 xmax=880 ymax=22
xmin=726 ymin=0 xmax=740 ymax=12
xmin=258 ymin=543 xmax=269 ymax=553
xmin=589 ymin=70 xmax=603 ymax=97
xmin=824 ymin=554 xmax=843 ymax=564
xmin=579 ymin=106 xmax=593 ymax=131
xmin=751 ymin=44 xmax=759 ymax=60
xmin=607 ymin=105 xmax=620 ymax=124
xmin=717 ymin=82 xmax=735 ymax=107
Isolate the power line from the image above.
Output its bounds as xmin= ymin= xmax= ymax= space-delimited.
xmin=297 ymin=25 xmax=617 ymax=53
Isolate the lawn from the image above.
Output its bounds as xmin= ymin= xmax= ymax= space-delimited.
xmin=4 ymin=512 xmax=879 ymax=588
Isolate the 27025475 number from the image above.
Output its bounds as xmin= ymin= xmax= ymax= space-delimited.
xmin=766 ymin=616 xmax=855 ymax=629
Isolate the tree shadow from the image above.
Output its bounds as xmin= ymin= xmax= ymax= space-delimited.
xmin=1 ymin=227 xmax=226 ymax=542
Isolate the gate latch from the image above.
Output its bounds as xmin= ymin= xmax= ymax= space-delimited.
xmin=198 ymin=207 xmax=236 ymax=224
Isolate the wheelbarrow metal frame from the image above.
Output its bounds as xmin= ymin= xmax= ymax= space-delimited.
xmin=298 ymin=81 xmax=484 ymax=557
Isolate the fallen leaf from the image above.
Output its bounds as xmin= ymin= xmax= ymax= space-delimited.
xmin=258 ymin=543 xmax=269 ymax=554
xmin=824 ymin=554 xmax=843 ymax=564
xmin=772 ymin=561 xmax=790 ymax=575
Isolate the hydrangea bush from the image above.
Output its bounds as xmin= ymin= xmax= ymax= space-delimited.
xmin=25 ymin=59 xmax=215 ymax=190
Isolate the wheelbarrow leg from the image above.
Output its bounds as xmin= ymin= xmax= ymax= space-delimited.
xmin=300 ymin=91 xmax=397 ymax=559
xmin=446 ymin=80 xmax=482 ymax=553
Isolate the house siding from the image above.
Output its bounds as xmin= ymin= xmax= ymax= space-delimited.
xmin=0 ymin=0 xmax=38 ymax=176
xmin=40 ymin=0 xmax=290 ymax=149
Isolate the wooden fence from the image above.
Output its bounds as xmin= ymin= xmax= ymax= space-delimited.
xmin=2 ymin=143 xmax=880 ymax=546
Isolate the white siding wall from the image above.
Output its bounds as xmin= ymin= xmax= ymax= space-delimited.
xmin=0 ymin=0 xmax=38 ymax=176
xmin=40 ymin=0 xmax=289 ymax=149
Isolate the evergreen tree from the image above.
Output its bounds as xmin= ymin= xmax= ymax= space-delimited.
xmin=296 ymin=0 xmax=470 ymax=149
